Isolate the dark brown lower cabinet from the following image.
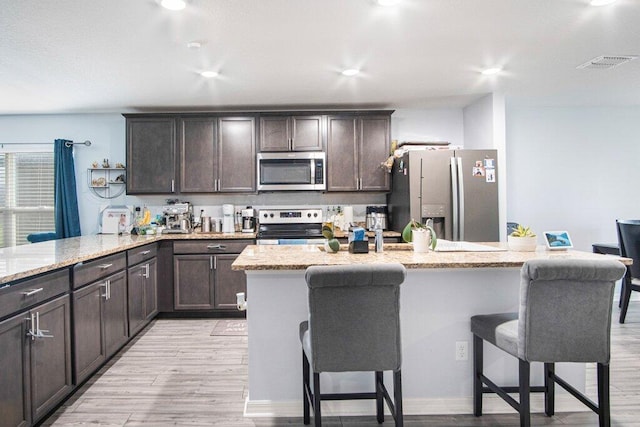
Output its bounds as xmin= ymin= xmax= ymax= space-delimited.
xmin=73 ymin=270 xmax=128 ymax=384
xmin=173 ymin=252 xmax=247 ymax=311
xmin=127 ymin=258 xmax=158 ymax=336
xmin=0 ymin=294 xmax=72 ymax=427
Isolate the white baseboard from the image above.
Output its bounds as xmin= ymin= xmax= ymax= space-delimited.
xmin=244 ymin=394 xmax=586 ymax=418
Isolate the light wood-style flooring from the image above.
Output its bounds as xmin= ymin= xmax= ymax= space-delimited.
xmin=43 ymin=304 xmax=640 ymax=426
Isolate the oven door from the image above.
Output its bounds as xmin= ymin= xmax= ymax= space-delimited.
xmin=257 ymin=152 xmax=325 ymax=191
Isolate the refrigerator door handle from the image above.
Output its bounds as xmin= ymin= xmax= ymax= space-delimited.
xmin=456 ymin=157 xmax=465 ymax=241
xmin=450 ymin=157 xmax=459 ymax=241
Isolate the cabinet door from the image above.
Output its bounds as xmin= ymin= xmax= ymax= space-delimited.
xmin=291 ymin=116 xmax=323 ymax=151
xmin=173 ymin=255 xmax=214 ymax=310
xmin=359 ymin=116 xmax=390 ymax=191
xmin=144 ymin=258 xmax=158 ymax=321
xmin=30 ymin=295 xmax=72 ymax=423
xmin=179 ymin=118 xmax=217 ymax=192
xmin=72 ymin=282 xmax=105 ymax=384
xmin=218 ymin=117 xmax=256 ymax=192
xmin=259 ymin=116 xmax=290 ymax=151
xmin=126 ymin=117 xmax=176 ymax=194
xmin=326 ymin=116 xmax=359 ymax=191
xmin=0 ymin=312 xmax=30 ymax=427
xmin=102 ymin=271 xmax=128 ymax=358
xmin=128 ymin=259 xmax=158 ymax=336
xmin=213 ymin=254 xmax=247 ymax=310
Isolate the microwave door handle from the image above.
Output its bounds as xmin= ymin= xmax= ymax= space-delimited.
xmin=310 ymin=159 xmax=316 ymax=183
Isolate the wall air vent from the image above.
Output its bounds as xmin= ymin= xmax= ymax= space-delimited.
xmin=577 ymin=55 xmax=638 ymax=69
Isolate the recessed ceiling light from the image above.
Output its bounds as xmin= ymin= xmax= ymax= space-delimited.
xmin=187 ymin=41 xmax=201 ymax=49
xmin=200 ymin=71 xmax=218 ymax=78
xmin=160 ymin=0 xmax=186 ymax=11
xmin=590 ymin=0 xmax=617 ymax=6
xmin=377 ymin=0 xmax=400 ymax=6
xmin=341 ymin=69 xmax=360 ymax=76
xmin=481 ymin=67 xmax=502 ymax=76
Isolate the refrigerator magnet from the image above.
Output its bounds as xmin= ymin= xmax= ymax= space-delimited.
xmin=484 ymin=158 xmax=495 ymax=168
xmin=473 ymin=160 xmax=485 ymax=177
xmin=485 ymin=168 xmax=496 ymax=183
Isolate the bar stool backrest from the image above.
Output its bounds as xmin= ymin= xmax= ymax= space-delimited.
xmin=518 ymin=259 xmax=625 ymax=363
xmin=304 ymin=264 xmax=406 ymax=373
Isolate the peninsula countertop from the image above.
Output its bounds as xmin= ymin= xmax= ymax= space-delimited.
xmin=0 ymin=232 xmax=256 ymax=285
xmin=231 ymin=243 xmax=632 ymax=271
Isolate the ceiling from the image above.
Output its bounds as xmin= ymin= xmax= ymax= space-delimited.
xmin=1 ymin=0 xmax=639 ymax=114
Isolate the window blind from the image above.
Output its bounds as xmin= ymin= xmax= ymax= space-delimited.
xmin=0 ymin=152 xmax=55 ymax=247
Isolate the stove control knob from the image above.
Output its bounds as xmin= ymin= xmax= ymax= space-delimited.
xmin=307 ymin=213 xmax=312 ymax=218
xmin=270 ymin=213 xmax=274 ymax=218
xmin=263 ymin=213 xmax=268 ymax=219
xmin=313 ymin=213 xmax=318 ymax=218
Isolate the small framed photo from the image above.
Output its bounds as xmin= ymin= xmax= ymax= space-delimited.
xmin=543 ymin=231 xmax=573 ymax=250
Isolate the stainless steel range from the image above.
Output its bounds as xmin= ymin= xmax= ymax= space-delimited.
xmin=256 ymin=208 xmax=324 ymax=245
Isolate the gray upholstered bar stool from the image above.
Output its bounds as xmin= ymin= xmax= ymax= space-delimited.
xmin=299 ymin=263 xmax=406 ymax=427
xmin=471 ymin=259 xmax=626 ymax=427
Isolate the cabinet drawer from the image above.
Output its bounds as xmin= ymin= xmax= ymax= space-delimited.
xmin=73 ymin=253 xmax=126 ymax=289
xmin=0 ymin=269 xmax=69 ymax=319
xmin=173 ymin=240 xmax=253 ymax=254
xmin=127 ymin=243 xmax=158 ymax=266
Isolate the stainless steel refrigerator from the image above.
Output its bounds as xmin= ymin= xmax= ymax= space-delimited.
xmin=387 ymin=149 xmax=499 ymax=242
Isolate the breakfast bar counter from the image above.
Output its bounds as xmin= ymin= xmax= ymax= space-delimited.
xmin=232 ymin=245 xmax=630 ymax=417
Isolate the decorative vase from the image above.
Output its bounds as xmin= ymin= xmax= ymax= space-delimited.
xmin=507 ymin=235 xmax=537 ymax=252
xmin=324 ymin=239 xmax=339 ymax=253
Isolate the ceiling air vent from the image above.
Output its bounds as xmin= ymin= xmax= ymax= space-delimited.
xmin=577 ymin=55 xmax=638 ymax=70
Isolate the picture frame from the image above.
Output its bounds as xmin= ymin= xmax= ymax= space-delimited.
xmin=543 ymin=230 xmax=573 ymax=250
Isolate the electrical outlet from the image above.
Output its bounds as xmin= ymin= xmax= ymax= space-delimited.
xmin=455 ymin=341 xmax=468 ymax=361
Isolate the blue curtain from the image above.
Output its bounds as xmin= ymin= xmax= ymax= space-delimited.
xmin=54 ymin=139 xmax=81 ymax=238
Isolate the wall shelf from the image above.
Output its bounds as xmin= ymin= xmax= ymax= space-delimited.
xmin=87 ymin=168 xmax=126 ymax=199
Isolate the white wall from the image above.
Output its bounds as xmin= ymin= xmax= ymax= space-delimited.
xmin=506 ymin=106 xmax=640 ymax=251
xmin=391 ymin=108 xmax=463 ymax=146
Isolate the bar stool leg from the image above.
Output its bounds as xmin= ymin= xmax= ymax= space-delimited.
xmin=544 ymin=362 xmax=555 ymax=416
xmin=375 ymin=371 xmax=384 ymax=423
xmin=313 ymin=372 xmax=321 ymax=427
xmin=394 ymin=370 xmax=403 ymax=427
xmin=303 ymin=352 xmax=310 ymax=425
xmin=598 ymin=363 xmax=611 ymax=427
xmin=620 ymin=274 xmax=633 ymax=323
xmin=473 ymin=334 xmax=483 ymax=416
xmin=519 ymin=359 xmax=531 ymax=427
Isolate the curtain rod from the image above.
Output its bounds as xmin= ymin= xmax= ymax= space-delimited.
xmin=0 ymin=140 xmax=92 ymax=148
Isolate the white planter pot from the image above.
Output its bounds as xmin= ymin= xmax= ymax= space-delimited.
xmin=508 ymin=235 xmax=537 ymax=252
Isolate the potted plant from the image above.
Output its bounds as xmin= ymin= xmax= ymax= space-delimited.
xmin=402 ymin=219 xmax=438 ymax=252
xmin=322 ymin=224 xmax=341 ymax=253
xmin=507 ymin=224 xmax=537 ymax=251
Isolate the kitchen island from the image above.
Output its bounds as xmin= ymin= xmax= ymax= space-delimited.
xmin=232 ymin=244 xmax=630 ymax=417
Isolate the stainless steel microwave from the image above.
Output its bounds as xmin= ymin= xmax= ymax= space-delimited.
xmin=257 ymin=152 xmax=326 ymax=191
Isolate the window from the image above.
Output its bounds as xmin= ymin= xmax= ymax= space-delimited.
xmin=0 ymin=150 xmax=55 ymax=248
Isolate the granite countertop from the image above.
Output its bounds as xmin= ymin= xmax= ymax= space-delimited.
xmin=231 ymin=243 xmax=632 ymax=271
xmin=0 ymin=232 xmax=257 ymax=285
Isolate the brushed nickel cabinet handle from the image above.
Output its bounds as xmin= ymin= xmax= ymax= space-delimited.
xmin=22 ymin=288 xmax=43 ymax=296
xmin=140 ymin=250 xmax=151 ymax=255
xmin=98 ymin=263 xmax=113 ymax=269
xmin=206 ymin=244 xmax=226 ymax=250
xmin=143 ymin=264 xmax=150 ymax=279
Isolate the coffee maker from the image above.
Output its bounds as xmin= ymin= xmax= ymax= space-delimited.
xmin=162 ymin=202 xmax=193 ymax=234
xmin=241 ymin=206 xmax=256 ymax=233
xmin=222 ymin=204 xmax=235 ymax=233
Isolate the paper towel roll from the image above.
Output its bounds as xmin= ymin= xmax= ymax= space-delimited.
xmin=343 ymin=206 xmax=353 ymax=227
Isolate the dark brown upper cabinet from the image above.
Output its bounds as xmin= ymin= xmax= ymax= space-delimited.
xmin=259 ymin=115 xmax=323 ymax=152
xmin=126 ymin=117 xmax=177 ymax=194
xmin=179 ymin=116 xmax=256 ymax=193
xmin=326 ymin=114 xmax=391 ymax=192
